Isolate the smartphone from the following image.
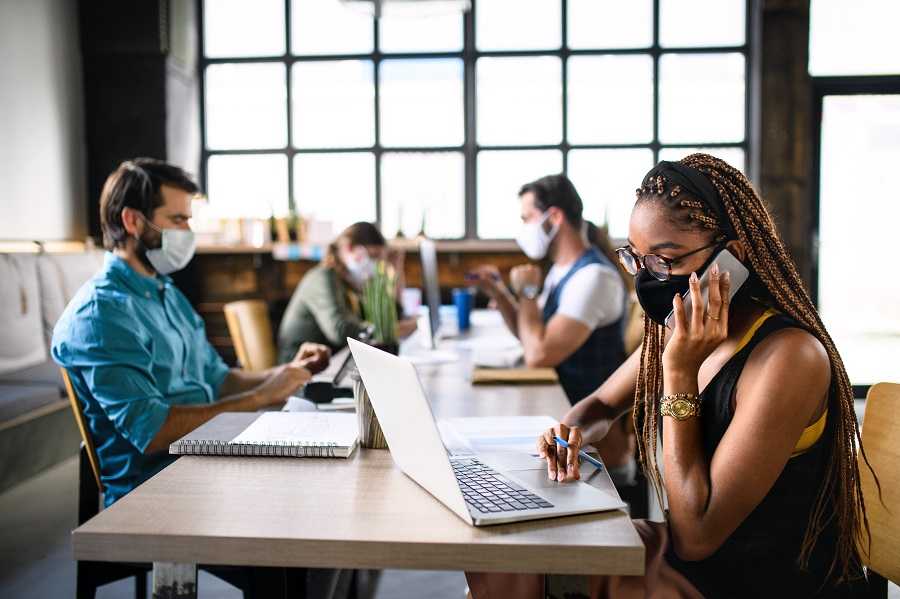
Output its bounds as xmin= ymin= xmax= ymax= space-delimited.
xmin=665 ymin=248 xmax=749 ymax=329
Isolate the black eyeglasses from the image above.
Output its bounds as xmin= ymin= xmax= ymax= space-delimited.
xmin=616 ymin=241 xmax=723 ymax=281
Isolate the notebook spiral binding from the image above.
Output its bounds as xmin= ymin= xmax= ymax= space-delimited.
xmin=173 ymin=439 xmax=339 ymax=458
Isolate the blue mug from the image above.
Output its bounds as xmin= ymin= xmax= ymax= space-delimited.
xmin=452 ymin=287 xmax=475 ymax=332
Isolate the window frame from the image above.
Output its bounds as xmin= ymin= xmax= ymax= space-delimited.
xmin=198 ymin=0 xmax=755 ymax=239
xmin=810 ymin=75 xmax=900 ymax=396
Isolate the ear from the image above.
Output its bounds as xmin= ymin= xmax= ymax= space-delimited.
xmin=120 ymin=207 xmax=144 ymax=238
xmin=725 ymin=239 xmax=748 ymax=262
xmin=547 ymin=207 xmax=566 ymax=228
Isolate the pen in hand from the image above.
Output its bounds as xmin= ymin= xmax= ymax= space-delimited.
xmin=554 ymin=435 xmax=604 ymax=471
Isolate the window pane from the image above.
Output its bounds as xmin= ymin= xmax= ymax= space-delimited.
xmin=206 ymin=154 xmax=288 ymax=218
xmin=477 ymin=57 xmax=562 ymax=146
xmin=294 ymin=153 xmax=376 ymax=234
xmin=809 ymin=0 xmax=900 ymax=76
xmin=818 ymin=95 xmax=900 ymax=385
xmin=291 ymin=0 xmax=373 ymax=55
xmin=379 ymin=11 xmax=463 ymax=53
xmin=659 ymin=53 xmax=744 ymax=144
xmin=205 ymin=64 xmax=287 ymax=150
xmin=477 ymin=150 xmax=563 ymax=238
xmin=379 ymin=59 xmax=463 ymax=148
xmin=567 ymin=149 xmax=654 ymax=239
xmin=658 ymin=147 xmax=746 ymax=174
xmin=660 ymin=0 xmax=745 ymax=48
xmin=292 ymin=61 xmax=374 ymax=148
xmin=567 ymin=0 xmax=653 ymax=49
xmin=203 ymin=0 xmax=285 ymax=57
xmin=381 ymin=152 xmax=464 ymax=239
xmin=568 ymin=55 xmax=653 ymax=144
xmin=476 ymin=0 xmax=560 ymax=51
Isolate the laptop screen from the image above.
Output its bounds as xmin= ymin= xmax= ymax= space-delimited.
xmin=419 ymin=238 xmax=441 ymax=349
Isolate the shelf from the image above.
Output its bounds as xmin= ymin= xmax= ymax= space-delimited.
xmin=194 ymin=239 xmax=522 ymax=260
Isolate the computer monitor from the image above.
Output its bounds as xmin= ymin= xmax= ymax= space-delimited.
xmin=419 ymin=238 xmax=441 ymax=349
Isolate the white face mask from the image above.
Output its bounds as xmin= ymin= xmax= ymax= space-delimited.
xmin=515 ymin=212 xmax=559 ymax=260
xmin=141 ymin=218 xmax=196 ymax=275
xmin=345 ymin=254 xmax=375 ymax=286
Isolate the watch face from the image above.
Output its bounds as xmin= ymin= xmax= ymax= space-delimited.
xmin=671 ymin=398 xmax=693 ymax=419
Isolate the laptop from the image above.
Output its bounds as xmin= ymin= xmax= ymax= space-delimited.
xmin=347 ymin=338 xmax=626 ymax=526
xmin=331 ymin=349 xmax=358 ymax=387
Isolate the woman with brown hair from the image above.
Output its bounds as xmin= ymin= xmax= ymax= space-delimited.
xmin=467 ymin=154 xmax=875 ymax=598
xmin=277 ymin=221 xmax=415 ymax=362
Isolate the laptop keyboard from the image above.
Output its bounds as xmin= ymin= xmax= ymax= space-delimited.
xmin=451 ymin=457 xmax=554 ymax=515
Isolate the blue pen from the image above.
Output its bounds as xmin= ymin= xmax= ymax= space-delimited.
xmin=554 ymin=435 xmax=604 ymax=471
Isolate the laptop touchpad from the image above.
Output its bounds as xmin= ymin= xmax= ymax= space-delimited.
xmin=506 ymin=468 xmax=623 ymax=505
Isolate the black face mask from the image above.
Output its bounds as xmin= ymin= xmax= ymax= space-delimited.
xmin=634 ymin=249 xmax=721 ymax=326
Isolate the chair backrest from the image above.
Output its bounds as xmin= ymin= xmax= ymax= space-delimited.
xmin=860 ymin=382 xmax=900 ymax=583
xmin=61 ymin=368 xmax=103 ymax=490
xmin=223 ymin=300 xmax=277 ymax=372
xmin=623 ymin=293 xmax=645 ymax=356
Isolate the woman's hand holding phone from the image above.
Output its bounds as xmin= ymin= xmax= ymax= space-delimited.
xmin=663 ymin=264 xmax=731 ymax=376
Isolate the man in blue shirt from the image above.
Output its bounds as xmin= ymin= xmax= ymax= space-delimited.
xmin=52 ymin=159 xmax=329 ymax=506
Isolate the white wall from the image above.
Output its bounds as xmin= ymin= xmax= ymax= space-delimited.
xmin=0 ymin=0 xmax=87 ymax=241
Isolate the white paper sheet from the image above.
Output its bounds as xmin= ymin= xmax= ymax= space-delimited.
xmin=471 ymin=347 xmax=524 ymax=368
xmin=439 ymin=415 xmax=557 ymax=454
xmin=405 ymin=350 xmax=461 ymax=365
xmin=232 ymin=412 xmax=358 ymax=447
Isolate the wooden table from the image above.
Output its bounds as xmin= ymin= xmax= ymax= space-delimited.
xmin=72 ymin=312 xmax=644 ymax=598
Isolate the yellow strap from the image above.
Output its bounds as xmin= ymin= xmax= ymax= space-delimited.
xmin=732 ymin=308 xmax=778 ymax=356
xmin=728 ymin=308 xmax=827 ymax=455
xmin=792 ymin=409 xmax=828 ymax=456
xmin=734 ymin=308 xmax=828 ymax=458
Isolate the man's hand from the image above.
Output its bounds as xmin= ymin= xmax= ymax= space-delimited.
xmin=509 ymin=264 xmax=542 ymax=296
xmin=466 ymin=265 xmax=503 ymax=297
xmin=254 ymin=363 xmax=312 ymax=408
xmin=292 ymin=342 xmax=331 ymax=374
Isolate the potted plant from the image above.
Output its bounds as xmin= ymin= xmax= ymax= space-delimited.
xmin=360 ymin=261 xmax=399 ymax=355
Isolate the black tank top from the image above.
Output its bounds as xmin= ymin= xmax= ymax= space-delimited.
xmin=664 ymin=311 xmax=862 ymax=598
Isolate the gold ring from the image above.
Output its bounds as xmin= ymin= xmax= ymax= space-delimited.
xmin=707 ymin=312 xmax=720 ymax=321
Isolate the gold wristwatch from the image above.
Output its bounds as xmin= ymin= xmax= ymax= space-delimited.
xmin=660 ymin=393 xmax=702 ymax=420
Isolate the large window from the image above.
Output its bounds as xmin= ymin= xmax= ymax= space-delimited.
xmin=810 ymin=0 xmax=900 ymax=388
xmin=200 ymin=0 xmax=750 ymax=239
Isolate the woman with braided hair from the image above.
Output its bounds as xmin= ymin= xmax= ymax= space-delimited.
xmin=466 ymin=154 xmax=875 ymax=598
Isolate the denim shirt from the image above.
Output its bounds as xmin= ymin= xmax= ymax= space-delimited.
xmin=51 ymin=253 xmax=229 ymax=505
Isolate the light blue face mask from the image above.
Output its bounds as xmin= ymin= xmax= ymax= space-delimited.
xmin=140 ymin=217 xmax=196 ymax=275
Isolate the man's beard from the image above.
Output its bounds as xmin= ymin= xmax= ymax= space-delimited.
xmin=134 ymin=228 xmax=162 ymax=273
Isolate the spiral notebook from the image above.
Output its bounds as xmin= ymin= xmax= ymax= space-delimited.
xmin=169 ymin=412 xmax=359 ymax=458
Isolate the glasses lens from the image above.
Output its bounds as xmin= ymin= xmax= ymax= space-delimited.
xmin=644 ymin=254 xmax=670 ymax=281
xmin=616 ymin=248 xmax=638 ymax=275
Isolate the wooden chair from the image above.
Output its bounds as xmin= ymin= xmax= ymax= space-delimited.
xmin=64 ymin=370 xmax=259 ymax=598
xmin=623 ymin=293 xmax=645 ymax=356
xmin=224 ymin=300 xmax=277 ymax=372
xmin=63 ymin=368 xmax=368 ymax=599
xmin=860 ymin=382 xmax=900 ymax=597
xmin=62 ymin=368 xmax=150 ymax=599
xmin=615 ymin=295 xmax=649 ymax=519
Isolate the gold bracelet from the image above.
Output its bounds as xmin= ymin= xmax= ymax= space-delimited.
xmin=660 ymin=393 xmax=702 ymax=420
